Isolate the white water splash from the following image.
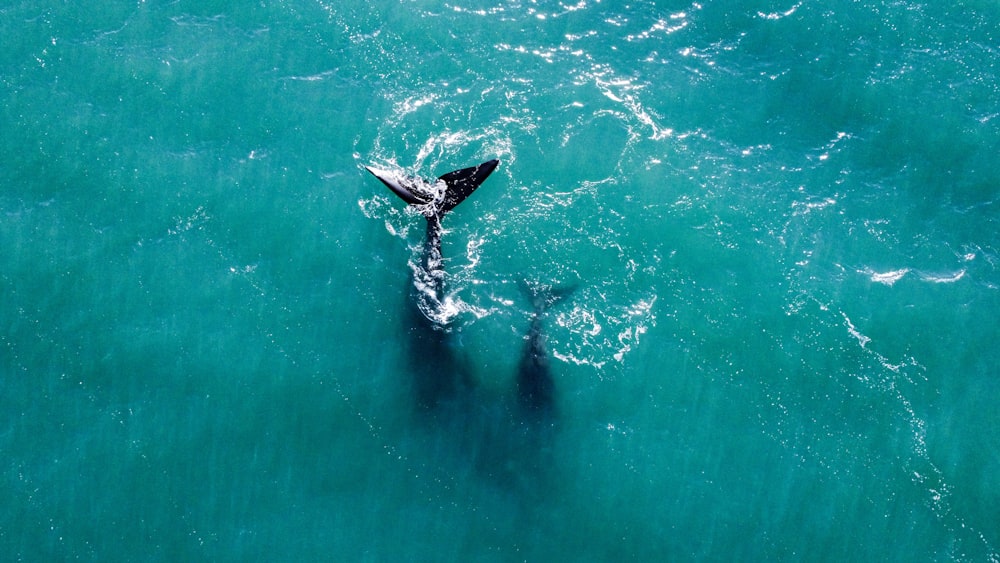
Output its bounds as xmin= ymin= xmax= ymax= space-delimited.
xmin=841 ymin=312 xmax=871 ymax=349
xmin=917 ymin=270 xmax=966 ymax=284
xmin=861 ymin=267 xmax=910 ymax=286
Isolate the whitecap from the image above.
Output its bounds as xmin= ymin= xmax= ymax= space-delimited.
xmin=862 ymin=268 xmax=909 ymax=286
xmin=918 ymin=270 xmax=966 ymax=284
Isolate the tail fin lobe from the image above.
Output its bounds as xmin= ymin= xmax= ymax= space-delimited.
xmin=364 ymin=166 xmax=429 ymax=205
xmin=437 ymin=159 xmax=500 ymax=214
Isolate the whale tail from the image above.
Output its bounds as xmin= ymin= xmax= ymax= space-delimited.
xmin=521 ymin=281 xmax=577 ymax=317
xmin=365 ymin=159 xmax=500 ymax=217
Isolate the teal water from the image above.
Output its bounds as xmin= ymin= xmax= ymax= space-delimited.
xmin=2 ymin=1 xmax=998 ymax=561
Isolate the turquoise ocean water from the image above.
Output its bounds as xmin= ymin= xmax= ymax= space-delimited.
xmin=2 ymin=1 xmax=998 ymax=561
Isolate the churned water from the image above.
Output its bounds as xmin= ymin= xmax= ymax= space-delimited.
xmin=2 ymin=1 xmax=998 ymax=561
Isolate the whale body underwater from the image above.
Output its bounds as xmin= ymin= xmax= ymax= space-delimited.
xmin=364 ymin=160 xmax=567 ymax=417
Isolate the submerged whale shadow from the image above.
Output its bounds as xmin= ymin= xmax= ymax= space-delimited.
xmin=402 ymin=287 xmax=475 ymax=411
xmin=515 ymin=282 xmax=577 ymax=423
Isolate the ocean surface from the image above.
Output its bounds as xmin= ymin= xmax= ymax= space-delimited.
xmin=2 ymin=1 xmax=998 ymax=561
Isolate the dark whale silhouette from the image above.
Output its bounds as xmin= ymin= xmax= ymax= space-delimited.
xmin=517 ymin=283 xmax=576 ymax=421
xmin=365 ymin=159 xmax=499 ymax=326
xmin=365 ymin=159 xmax=500 ymax=407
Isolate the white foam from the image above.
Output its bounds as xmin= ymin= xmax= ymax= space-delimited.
xmin=918 ymin=270 xmax=966 ymax=284
xmin=862 ymin=267 xmax=909 ymax=286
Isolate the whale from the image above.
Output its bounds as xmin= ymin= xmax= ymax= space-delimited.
xmin=365 ymin=159 xmax=500 ymax=327
xmin=517 ymin=283 xmax=576 ymax=419
xmin=365 ymin=159 xmax=500 ymax=408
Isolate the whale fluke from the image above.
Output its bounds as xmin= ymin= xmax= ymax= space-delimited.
xmin=365 ymin=159 xmax=500 ymax=217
